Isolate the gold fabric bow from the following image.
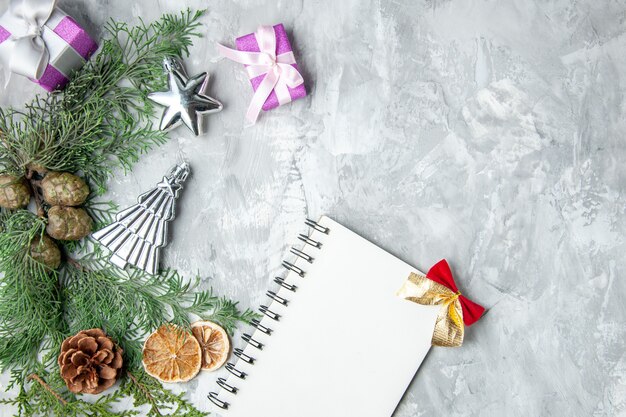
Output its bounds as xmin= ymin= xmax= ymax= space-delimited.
xmin=397 ymin=272 xmax=465 ymax=347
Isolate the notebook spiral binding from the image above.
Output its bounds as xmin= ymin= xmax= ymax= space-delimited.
xmin=208 ymin=218 xmax=329 ymax=410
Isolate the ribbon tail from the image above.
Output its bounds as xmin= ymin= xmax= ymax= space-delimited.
xmin=272 ymin=65 xmax=304 ymax=106
xmin=216 ymin=43 xmax=273 ymax=66
xmin=255 ymin=25 xmax=276 ymax=59
xmin=426 ymin=259 xmax=459 ymax=292
xmin=245 ymin=70 xmax=279 ymax=124
xmin=278 ymin=64 xmax=304 ymax=88
xmin=459 ymin=296 xmax=485 ymax=326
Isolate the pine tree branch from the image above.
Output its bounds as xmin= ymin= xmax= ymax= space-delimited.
xmin=119 ymin=368 xmax=207 ymax=417
xmin=27 ymin=374 xmax=67 ymax=406
xmin=126 ymin=371 xmax=163 ymax=417
xmin=65 ymin=257 xmax=83 ymax=271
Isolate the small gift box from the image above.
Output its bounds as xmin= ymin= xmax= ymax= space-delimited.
xmin=0 ymin=1 xmax=97 ymax=91
xmin=217 ymin=24 xmax=306 ymax=124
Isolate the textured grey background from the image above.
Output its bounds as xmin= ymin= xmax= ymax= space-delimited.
xmin=1 ymin=0 xmax=625 ymax=416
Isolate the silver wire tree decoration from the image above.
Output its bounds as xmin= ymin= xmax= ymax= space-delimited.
xmin=93 ymin=162 xmax=190 ymax=275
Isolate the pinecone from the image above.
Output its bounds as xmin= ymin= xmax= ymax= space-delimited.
xmin=0 ymin=175 xmax=31 ymax=209
xmin=29 ymin=234 xmax=61 ymax=269
xmin=41 ymin=172 xmax=89 ymax=207
xmin=58 ymin=328 xmax=123 ymax=394
xmin=46 ymin=206 xmax=93 ymax=241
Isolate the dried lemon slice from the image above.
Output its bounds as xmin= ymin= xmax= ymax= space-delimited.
xmin=142 ymin=324 xmax=201 ymax=383
xmin=191 ymin=321 xmax=230 ymax=371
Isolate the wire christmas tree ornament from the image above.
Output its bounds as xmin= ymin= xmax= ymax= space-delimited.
xmin=92 ymin=162 xmax=191 ymax=275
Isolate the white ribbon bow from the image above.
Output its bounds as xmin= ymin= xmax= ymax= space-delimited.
xmin=1 ymin=0 xmax=56 ymax=84
xmin=217 ymin=25 xmax=304 ymax=124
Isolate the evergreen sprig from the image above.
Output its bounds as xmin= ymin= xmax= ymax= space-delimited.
xmin=1 ymin=369 xmax=207 ymax=417
xmin=0 ymin=210 xmax=64 ymax=370
xmin=0 ymin=9 xmax=256 ymax=416
xmin=0 ymin=9 xmax=204 ymax=193
xmin=122 ymin=369 xmax=208 ymax=417
xmin=0 ymin=371 xmax=136 ymax=417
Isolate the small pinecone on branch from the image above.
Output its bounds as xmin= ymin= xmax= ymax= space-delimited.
xmin=41 ymin=172 xmax=89 ymax=207
xmin=58 ymin=329 xmax=123 ymax=394
xmin=46 ymin=206 xmax=93 ymax=240
xmin=29 ymin=234 xmax=61 ymax=269
xmin=0 ymin=174 xmax=31 ymax=209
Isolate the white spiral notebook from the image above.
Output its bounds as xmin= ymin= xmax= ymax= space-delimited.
xmin=209 ymin=216 xmax=440 ymax=417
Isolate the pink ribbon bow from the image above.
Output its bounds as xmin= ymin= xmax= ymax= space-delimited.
xmin=217 ymin=25 xmax=304 ymax=124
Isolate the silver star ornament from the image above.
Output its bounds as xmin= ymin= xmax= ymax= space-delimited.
xmin=148 ymin=57 xmax=223 ymax=136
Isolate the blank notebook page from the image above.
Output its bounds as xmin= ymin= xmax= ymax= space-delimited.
xmin=215 ymin=216 xmax=440 ymax=417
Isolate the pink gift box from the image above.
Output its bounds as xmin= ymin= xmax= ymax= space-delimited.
xmin=235 ymin=24 xmax=306 ymax=111
xmin=0 ymin=7 xmax=97 ymax=91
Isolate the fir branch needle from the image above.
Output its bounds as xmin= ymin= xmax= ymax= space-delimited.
xmin=27 ymin=373 xmax=68 ymax=406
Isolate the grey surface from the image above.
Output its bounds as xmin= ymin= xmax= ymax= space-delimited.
xmin=1 ymin=0 xmax=625 ymax=416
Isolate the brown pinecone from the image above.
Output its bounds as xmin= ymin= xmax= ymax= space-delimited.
xmin=46 ymin=206 xmax=93 ymax=241
xmin=41 ymin=172 xmax=89 ymax=207
xmin=29 ymin=234 xmax=61 ymax=269
xmin=0 ymin=175 xmax=31 ymax=209
xmin=58 ymin=329 xmax=123 ymax=394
